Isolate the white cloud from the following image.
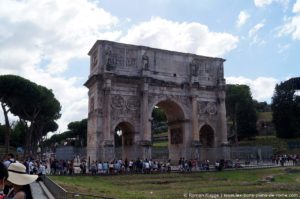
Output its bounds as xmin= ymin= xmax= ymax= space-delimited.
xmin=277 ymin=43 xmax=290 ymax=53
xmin=0 ymin=0 xmax=121 ymax=75
xmin=248 ymin=23 xmax=266 ymax=45
xmin=120 ymin=17 xmax=239 ymax=57
xmin=277 ymin=0 xmax=300 ymax=40
xmin=254 ymin=0 xmax=289 ymax=10
xmin=254 ymin=0 xmax=273 ymax=7
xmin=249 ymin=23 xmax=265 ymax=37
xmin=278 ymin=15 xmax=300 ymax=40
xmin=293 ymin=0 xmax=300 ymax=13
xmin=236 ymin=11 xmax=250 ymax=27
xmin=226 ymin=76 xmax=278 ymax=102
xmin=0 ymin=0 xmax=121 ymax=133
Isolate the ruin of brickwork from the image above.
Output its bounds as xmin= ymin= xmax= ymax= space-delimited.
xmin=84 ymin=40 xmax=229 ymax=162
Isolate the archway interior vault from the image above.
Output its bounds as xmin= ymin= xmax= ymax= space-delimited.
xmin=114 ymin=122 xmax=134 ymax=160
xmin=199 ymin=124 xmax=214 ymax=148
xmin=155 ymin=100 xmax=185 ymax=123
xmin=154 ymin=100 xmax=185 ymax=145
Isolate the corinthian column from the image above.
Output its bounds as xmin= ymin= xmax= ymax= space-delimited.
xmin=140 ymin=82 xmax=151 ymax=159
xmin=218 ymin=91 xmax=228 ymax=144
xmin=102 ymin=79 xmax=114 ymax=161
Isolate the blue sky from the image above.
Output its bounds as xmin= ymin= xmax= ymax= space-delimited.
xmin=0 ymin=0 xmax=299 ymax=133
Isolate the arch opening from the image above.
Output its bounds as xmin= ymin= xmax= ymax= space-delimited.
xmin=114 ymin=122 xmax=135 ymax=160
xmin=151 ymin=99 xmax=186 ymax=162
xmin=199 ymin=124 xmax=214 ymax=148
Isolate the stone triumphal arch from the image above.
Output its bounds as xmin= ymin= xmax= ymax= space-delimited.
xmin=85 ymin=40 xmax=228 ymax=162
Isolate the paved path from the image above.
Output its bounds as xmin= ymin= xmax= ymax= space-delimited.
xmin=30 ymin=181 xmax=48 ymax=199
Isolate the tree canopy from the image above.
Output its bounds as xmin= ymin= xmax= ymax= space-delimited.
xmin=272 ymin=78 xmax=300 ymax=138
xmin=44 ymin=118 xmax=87 ymax=148
xmin=226 ymin=84 xmax=258 ymax=141
xmin=0 ymin=75 xmax=61 ymax=154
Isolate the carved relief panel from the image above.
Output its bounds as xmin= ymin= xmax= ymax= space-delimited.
xmin=197 ymin=101 xmax=217 ymax=117
xmin=111 ymin=95 xmax=140 ymax=121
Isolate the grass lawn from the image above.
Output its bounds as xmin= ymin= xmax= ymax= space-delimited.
xmin=152 ymin=141 xmax=168 ymax=147
xmin=50 ymin=166 xmax=300 ymax=199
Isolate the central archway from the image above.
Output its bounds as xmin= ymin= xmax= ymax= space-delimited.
xmin=150 ymin=99 xmax=187 ymax=162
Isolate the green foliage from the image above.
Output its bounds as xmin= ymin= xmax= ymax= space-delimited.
xmin=151 ymin=107 xmax=167 ymax=134
xmin=152 ymin=107 xmax=167 ymax=122
xmin=45 ymin=119 xmax=87 ymax=147
xmin=0 ymin=75 xmax=61 ymax=154
xmin=236 ymin=101 xmax=258 ymax=139
xmin=10 ymin=121 xmax=27 ymax=148
xmin=253 ymin=100 xmax=271 ymax=112
xmin=67 ymin=119 xmax=87 ymax=147
xmin=0 ymin=124 xmax=5 ymax=144
xmin=226 ymin=84 xmax=258 ymax=140
xmin=272 ymin=80 xmax=300 ymax=138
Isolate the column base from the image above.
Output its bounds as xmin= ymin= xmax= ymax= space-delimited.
xmin=138 ymin=140 xmax=152 ymax=160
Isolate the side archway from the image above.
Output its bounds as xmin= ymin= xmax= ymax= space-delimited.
xmin=199 ymin=124 xmax=215 ymax=148
xmin=113 ymin=121 xmax=135 ymax=160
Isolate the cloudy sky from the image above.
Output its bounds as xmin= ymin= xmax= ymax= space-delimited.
xmin=0 ymin=0 xmax=299 ymax=133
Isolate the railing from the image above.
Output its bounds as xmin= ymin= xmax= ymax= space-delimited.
xmin=42 ymin=175 xmax=115 ymax=199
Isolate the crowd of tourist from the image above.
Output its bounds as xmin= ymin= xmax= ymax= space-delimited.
xmin=271 ymin=154 xmax=300 ymax=166
xmin=76 ymin=158 xmax=172 ymax=175
xmin=49 ymin=159 xmax=74 ymax=175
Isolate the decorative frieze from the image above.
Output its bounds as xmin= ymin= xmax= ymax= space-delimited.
xmin=198 ymin=101 xmax=217 ymax=116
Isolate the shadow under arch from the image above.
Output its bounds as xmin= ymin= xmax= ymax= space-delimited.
xmin=114 ymin=121 xmax=135 ymax=161
xmin=148 ymin=97 xmax=188 ymax=121
xmin=199 ymin=124 xmax=215 ymax=148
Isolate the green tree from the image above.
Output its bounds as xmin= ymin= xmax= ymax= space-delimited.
xmin=10 ymin=120 xmax=27 ymax=148
xmin=253 ymin=100 xmax=270 ymax=112
xmin=43 ymin=119 xmax=87 ymax=148
xmin=226 ymin=84 xmax=257 ymax=141
xmin=0 ymin=75 xmax=61 ymax=155
xmin=0 ymin=75 xmax=38 ymax=153
xmin=272 ymin=80 xmax=300 ymax=138
xmin=151 ymin=107 xmax=167 ymax=134
xmin=0 ymin=124 xmax=5 ymax=145
xmin=67 ymin=119 xmax=87 ymax=147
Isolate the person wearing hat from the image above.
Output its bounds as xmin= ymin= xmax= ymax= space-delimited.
xmin=6 ymin=162 xmax=38 ymax=199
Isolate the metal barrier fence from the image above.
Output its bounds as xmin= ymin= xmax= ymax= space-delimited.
xmin=42 ymin=175 xmax=115 ymax=199
xmin=55 ymin=145 xmax=273 ymax=163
